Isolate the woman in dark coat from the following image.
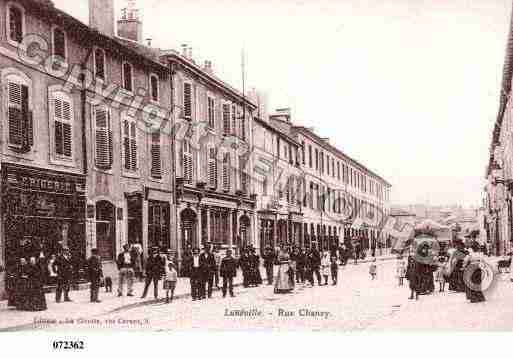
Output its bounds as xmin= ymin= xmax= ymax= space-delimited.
xmin=27 ymin=257 xmax=47 ymax=311
xmin=14 ymin=258 xmax=31 ymax=311
xmin=406 ymin=255 xmax=419 ymax=300
xmin=448 ymin=243 xmax=467 ymax=292
xmin=249 ymin=248 xmax=262 ymax=287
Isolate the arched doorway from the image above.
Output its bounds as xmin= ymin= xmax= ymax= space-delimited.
xmin=96 ymin=201 xmax=116 ymax=261
xmin=181 ymin=207 xmax=197 ymax=251
xmin=239 ymin=215 xmax=251 ymax=248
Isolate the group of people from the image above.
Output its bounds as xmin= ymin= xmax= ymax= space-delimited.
xmin=400 ymin=240 xmax=487 ymax=303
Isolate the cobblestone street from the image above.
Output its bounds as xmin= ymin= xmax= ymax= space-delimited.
xmin=17 ymin=259 xmax=511 ymax=332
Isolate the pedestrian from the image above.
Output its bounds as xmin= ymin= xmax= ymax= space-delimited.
xmin=131 ymin=241 xmax=144 ymax=282
xmin=14 ymin=258 xmax=30 ymax=310
xmin=27 ymin=257 xmax=47 ymax=311
xmin=163 ymin=251 xmax=178 ymax=303
xmin=406 ymin=255 xmax=419 ymax=300
xmin=239 ymin=249 xmax=251 ymax=288
xmin=369 ymin=258 xmax=377 ymax=280
xmin=185 ymin=248 xmax=202 ymax=301
xmin=213 ymin=247 xmax=222 ymax=289
xmin=262 ymin=246 xmax=275 ymax=285
xmin=200 ymin=245 xmax=217 ymax=299
xmin=141 ymin=247 xmax=165 ymax=300
xmin=309 ymin=245 xmax=322 ymax=286
xmin=87 ymin=248 xmax=103 ymax=303
xmin=396 ymin=258 xmax=406 ymax=286
xmin=321 ymin=251 xmax=330 ymax=286
xmin=220 ymin=249 xmax=237 ymax=298
xmin=116 ymin=244 xmax=136 ymax=297
xmin=54 ymin=248 xmax=73 ymax=303
xmin=47 ymin=254 xmax=58 ymax=286
xmin=330 ymin=255 xmax=338 ymax=286
xmin=354 ymin=243 xmax=360 ymax=265
xmin=463 ymin=242 xmax=486 ymax=303
xmin=274 ymin=248 xmax=294 ymax=294
xmin=289 ymin=247 xmax=298 ymax=285
xmin=296 ymin=248 xmax=306 ymax=284
xmin=435 ymin=257 xmax=446 ymax=293
xmin=181 ymin=245 xmax=193 ymax=278
xmin=249 ymin=247 xmax=263 ymax=287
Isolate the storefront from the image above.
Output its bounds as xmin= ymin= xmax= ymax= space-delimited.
xmin=1 ymin=164 xmax=86 ymax=293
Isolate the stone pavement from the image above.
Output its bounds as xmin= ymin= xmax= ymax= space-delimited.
xmin=0 ymin=254 xmax=396 ymax=331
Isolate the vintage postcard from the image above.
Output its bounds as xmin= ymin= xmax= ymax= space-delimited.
xmin=0 ymin=0 xmax=512 ymax=337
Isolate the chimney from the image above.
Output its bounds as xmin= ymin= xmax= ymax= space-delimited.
xmin=203 ymin=60 xmax=213 ymax=74
xmin=181 ymin=44 xmax=188 ymax=57
xmin=321 ymin=137 xmax=330 ymax=145
xmin=146 ymin=38 xmax=152 ymax=47
xmin=117 ymin=0 xmax=143 ymax=43
xmin=89 ymin=0 xmax=115 ymax=37
xmin=188 ymin=46 xmax=194 ymax=62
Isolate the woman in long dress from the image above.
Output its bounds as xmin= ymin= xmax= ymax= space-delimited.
xmin=448 ymin=243 xmax=467 ymax=292
xmin=463 ymin=243 xmax=486 ymax=303
xmin=274 ymin=249 xmax=294 ymax=294
xmin=27 ymin=257 xmax=47 ymax=311
xmin=15 ymin=258 xmax=31 ymax=311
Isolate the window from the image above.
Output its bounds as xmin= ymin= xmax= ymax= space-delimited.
xmin=301 ymin=141 xmax=305 ymax=165
xmin=308 ymin=145 xmax=312 ymax=168
xmin=222 ymin=152 xmax=231 ymax=191
xmin=150 ymin=74 xmax=159 ymax=103
xmin=94 ymin=105 xmax=113 ymax=169
xmin=208 ymin=147 xmax=218 ymax=188
xmin=52 ymin=27 xmax=66 ymax=60
xmin=240 ymin=155 xmax=248 ymax=193
xmin=183 ymin=82 xmax=192 ymax=119
xmin=289 ymin=146 xmax=293 ymax=165
xmin=122 ymin=118 xmax=137 ymax=172
xmin=207 ymin=96 xmax=215 ymax=128
xmin=231 ymin=104 xmax=237 ymax=136
xmin=332 ymin=158 xmax=335 ymax=177
xmin=337 ymin=161 xmax=340 ymax=180
xmin=326 ymin=155 xmax=330 ymax=175
xmin=315 ymin=149 xmax=318 ymax=170
xmin=182 ymin=141 xmax=193 ymax=183
xmin=94 ymin=48 xmax=106 ymax=80
xmin=7 ymin=3 xmax=24 ymax=44
xmin=241 ymin=114 xmax=246 ymax=141
xmin=222 ymin=103 xmax=231 ymax=135
xmin=151 ymin=131 xmax=162 ymax=179
xmin=6 ymin=75 xmax=32 ymax=152
xmin=50 ymin=91 xmax=73 ymax=158
xmin=122 ymin=62 xmax=133 ymax=92
xmin=263 ymin=178 xmax=268 ymax=196
xmin=320 ymin=151 xmax=324 ymax=173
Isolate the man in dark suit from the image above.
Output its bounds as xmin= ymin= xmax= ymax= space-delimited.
xmin=87 ymin=248 xmax=103 ymax=303
xmin=200 ymin=245 xmax=217 ymax=299
xmin=141 ymin=247 xmax=165 ymax=300
xmin=116 ymin=244 xmax=136 ymax=297
xmin=262 ymin=246 xmax=275 ymax=285
xmin=308 ymin=244 xmax=322 ymax=286
xmin=220 ymin=250 xmax=237 ymax=298
xmin=54 ymin=248 xmax=73 ymax=303
xmin=184 ymin=248 xmax=203 ymax=301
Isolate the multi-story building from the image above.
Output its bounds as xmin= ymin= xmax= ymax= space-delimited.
xmin=484 ymin=5 xmax=513 ymax=256
xmin=252 ymin=112 xmax=303 ymax=251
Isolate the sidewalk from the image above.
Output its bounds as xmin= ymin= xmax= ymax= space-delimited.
xmin=0 ymin=254 xmax=396 ymax=331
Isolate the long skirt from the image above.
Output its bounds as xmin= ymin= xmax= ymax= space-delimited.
xmin=274 ymin=264 xmax=294 ymax=293
xmin=465 ymin=267 xmax=485 ymax=303
xmin=27 ymin=282 xmax=47 ymax=312
xmin=14 ymin=278 xmax=31 ymax=311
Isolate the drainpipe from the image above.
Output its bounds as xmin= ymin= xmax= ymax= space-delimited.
xmin=169 ymin=60 xmax=179 ymax=262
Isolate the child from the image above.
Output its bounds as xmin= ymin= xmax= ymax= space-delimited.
xmin=321 ymin=252 xmax=330 ymax=286
xmin=330 ymin=255 xmax=338 ymax=286
xmin=163 ymin=251 xmax=178 ymax=304
xmin=435 ymin=257 xmax=447 ymax=292
xmin=369 ymin=258 xmax=377 ymax=280
xmin=396 ymin=259 xmax=406 ymax=286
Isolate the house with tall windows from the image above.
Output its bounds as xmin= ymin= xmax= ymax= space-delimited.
xmin=0 ymin=0 xmax=174 ymax=296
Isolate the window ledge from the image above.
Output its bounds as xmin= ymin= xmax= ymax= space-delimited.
xmin=50 ymin=157 xmax=76 ymax=168
xmin=122 ymin=171 xmax=140 ymax=179
xmin=93 ymin=167 xmax=114 ymax=175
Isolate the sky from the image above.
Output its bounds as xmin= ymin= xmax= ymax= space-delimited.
xmin=53 ymin=0 xmax=512 ymax=207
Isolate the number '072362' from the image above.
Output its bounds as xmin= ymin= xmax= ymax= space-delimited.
xmin=52 ymin=341 xmax=85 ymax=350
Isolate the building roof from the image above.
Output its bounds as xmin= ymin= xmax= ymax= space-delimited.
xmin=292 ymin=126 xmax=392 ymax=187
xmin=253 ymin=117 xmax=301 ymax=147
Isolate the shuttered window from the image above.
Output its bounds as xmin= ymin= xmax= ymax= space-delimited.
xmin=53 ymin=27 xmax=66 ymax=60
xmin=8 ymin=5 xmax=23 ymax=44
xmin=183 ymin=82 xmax=192 ymax=119
xmin=7 ymin=79 xmax=32 ymax=151
xmin=52 ymin=92 xmax=73 ymax=158
xmin=182 ymin=141 xmax=193 ymax=183
xmin=222 ymin=103 xmax=230 ymax=135
xmin=122 ymin=62 xmax=133 ymax=92
xmin=207 ymin=97 xmax=215 ymax=128
xmin=94 ymin=106 xmax=113 ymax=169
xmin=231 ymin=104 xmax=237 ymax=136
xmin=94 ymin=48 xmax=105 ymax=80
xmin=241 ymin=115 xmax=246 ymax=141
xmin=150 ymin=74 xmax=159 ymax=103
xmin=208 ymin=147 xmax=218 ymax=188
xmin=240 ymin=155 xmax=248 ymax=193
xmin=222 ymin=153 xmax=231 ymax=191
xmin=151 ymin=131 xmax=162 ymax=179
xmin=122 ymin=118 xmax=137 ymax=171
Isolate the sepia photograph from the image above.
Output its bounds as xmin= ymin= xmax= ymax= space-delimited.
xmin=0 ymin=0 xmax=512 ymax=340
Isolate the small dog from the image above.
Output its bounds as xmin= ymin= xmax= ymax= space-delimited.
xmin=104 ymin=276 xmax=113 ymax=293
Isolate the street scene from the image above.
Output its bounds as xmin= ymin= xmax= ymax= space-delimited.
xmin=0 ymin=0 xmax=513 ymax=335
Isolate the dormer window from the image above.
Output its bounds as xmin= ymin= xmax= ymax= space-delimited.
xmin=52 ymin=27 xmax=66 ymax=60
xmin=122 ymin=62 xmax=133 ymax=92
xmin=7 ymin=3 xmax=24 ymax=44
xmin=94 ymin=48 xmax=106 ymax=80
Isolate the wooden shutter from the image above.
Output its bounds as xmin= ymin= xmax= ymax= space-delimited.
xmin=129 ymin=122 xmax=137 ymax=170
xmin=95 ymin=106 xmax=111 ymax=169
xmin=53 ymin=95 xmax=72 ymax=157
xmin=223 ymin=153 xmax=230 ymax=191
xmin=183 ymin=82 xmax=192 ymax=118
xmin=222 ymin=104 xmax=230 ymax=135
xmin=151 ymin=131 xmax=162 ymax=179
xmin=231 ymin=104 xmax=237 ymax=136
xmin=183 ymin=142 xmax=193 ymax=183
xmin=7 ymin=81 xmax=23 ymax=147
xmin=208 ymin=148 xmax=217 ymax=188
xmin=123 ymin=120 xmax=130 ymax=170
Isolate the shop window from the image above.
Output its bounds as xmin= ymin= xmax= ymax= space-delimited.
xmin=148 ymin=202 xmax=170 ymax=250
xmin=96 ymin=201 xmax=115 ymax=261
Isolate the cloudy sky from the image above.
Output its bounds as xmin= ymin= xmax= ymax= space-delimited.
xmin=54 ymin=0 xmax=512 ymax=207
